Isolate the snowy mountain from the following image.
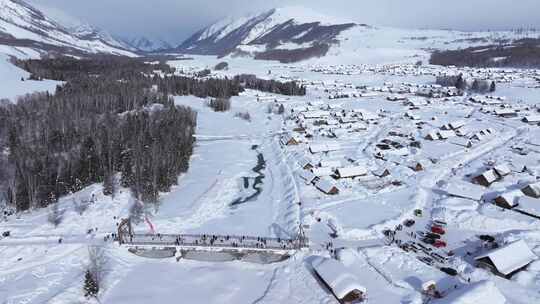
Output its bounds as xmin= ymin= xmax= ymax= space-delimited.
xmin=120 ymin=36 xmax=173 ymax=52
xmin=177 ymin=6 xmax=357 ymax=61
xmin=0 ymin=0 xmax=135 ymax=57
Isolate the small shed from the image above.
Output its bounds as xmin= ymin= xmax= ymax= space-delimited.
xmin=408 ymin=160 xmax=429 ymax=172
xmin=372 ymin=168 xmax=391 ymax=178
xmin=475 ymin=240 xmax=537 ymax=278
xmin=315 ymin=179 xmax=339 ymax=195
xmin=312 ymin=257 xmax=367 ymax=303
xmin=522 ymin=115 xmax=540 ymax=124
xmin=522 ymin=182 xmax=540 ymax=198
xmin=281 ymin=133 xmax=299 ymax=146
xmin=425 ymin=131 xmax=438 ymax=141
xmin=297 ymin=156 xmax=314 ymax=170
xmin=494 ymin=190 xmax=522 ymax=209
xmin=472 ymin=169 xmax=500 ymax=187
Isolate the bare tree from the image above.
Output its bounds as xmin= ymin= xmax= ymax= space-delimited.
xmin=47 ymin=200 xmax=64 ymax=227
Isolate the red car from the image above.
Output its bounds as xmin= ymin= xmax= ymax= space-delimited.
xmin=431 ymin=226 xmax=446 ymax=235
xmin=434 ymin=240 xmax=447 ymax=248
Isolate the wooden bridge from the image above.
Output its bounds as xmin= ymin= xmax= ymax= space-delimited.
xmin=117 ymin=219 xmax=309 ymax=252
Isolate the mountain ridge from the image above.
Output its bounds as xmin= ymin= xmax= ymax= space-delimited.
xmin=0 ymin=0 xmax=135 ymax=57
xmin=176 ymin=6 xmax=357 ymax=61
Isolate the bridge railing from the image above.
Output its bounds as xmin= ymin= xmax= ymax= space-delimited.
xmin=121 ymin=233 xmax=309 ymax=250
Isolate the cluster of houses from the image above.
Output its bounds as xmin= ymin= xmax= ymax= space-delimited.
xmin=286 ymin=103 xmax=380 ymax=139
xmin=425 ymin=119 xmax=495 ymax=148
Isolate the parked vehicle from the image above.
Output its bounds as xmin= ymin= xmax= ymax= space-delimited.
xmin=440 ymin=267 xmax=458 ymax=276
xmin=2 ymin=231 xmax=10 ymax=237
xmin=400 ymin=243 xmax=410 ymax=252
xmin=404 ymin=219 xmax=415 ymax=227
xmin=425 ymin=232 xmax=441 ymax=240
xmin=421 ymin=237 xmax=435 ymax=245
xmin=432 ymin=220 xmax=447 ymax=227
xmin=431 ymin=252 xmax=449 ymax=263
xmin=417 ymin=241 xmax=433 ymax=251
xmin=478 ymin=235 xmax=495 ymax=242
xmin=417 ymin=256 xmax=434 ymax=266
xmin=433 ymin=240 xmax=447 ymax=248
xmin=417 ymin=231 xmax=425 ymax=238
xmin=431 ymin=226 xmax=446 ymax=235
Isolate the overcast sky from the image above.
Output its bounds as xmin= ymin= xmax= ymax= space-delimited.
xmin=29 ymin=0 xmax=540 ymax=45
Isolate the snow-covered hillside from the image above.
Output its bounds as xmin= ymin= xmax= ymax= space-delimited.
xmin=177 ymin=6 xmax=356 ymax=57
xmin=178 ymin=6 xmax=534 ymax=64
xmin=0 ymin=53 xmax=59 ymax=101
xmin=0 ymin=0 xmax=135 ymax=57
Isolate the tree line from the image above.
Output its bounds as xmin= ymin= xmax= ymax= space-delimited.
xmin=1 ymin=56 xmax=306 ymax=212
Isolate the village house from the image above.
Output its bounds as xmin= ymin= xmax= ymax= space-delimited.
xmin=297 ymin=156 xmax=314 ymax=170
xmin=314 ymin=179 xmax=339 ymax=195
xmin=472 ymin=169 xmax=501 ymax=187
xmin=475 ymin=240 xmax=537 ymax=279
xmin=494 ymin=190 xmax=522 ymax=209
xmin=311 ymin=257 xmax=367 ymax=303
xmin=522 ymin=115 xmax=540 ymax=124
xmin=335 ymin=166 xmax=368 ymax=179
xmin=372 ymin=167 xmax=391 ymax=178
xmin=494 ymin=108 xmax=518 ymax=118
xmin=522 ymin=182 xmax=540 ymax=198
xmin=280 ymin=133 xmax=299 ymax=146
xmin=408 ymin=160 xmax=429 ymax=172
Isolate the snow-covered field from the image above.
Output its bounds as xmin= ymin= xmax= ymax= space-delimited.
xmin=2 ymin=35 xmax=540 ymax=304
xmin=0 ymin=53 xmax=60 ymax=101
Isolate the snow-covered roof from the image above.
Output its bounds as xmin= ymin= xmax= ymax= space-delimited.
xmin=496 ymin=190 xmax=522 ymax=207
xmin=444 ymin=182 xmax=485 ymax=201
xmin=436 ymin=280 xmax=506 ymax=304
xmin=438 ymin=130 xmax=456 ymax=139
xmin=517 ymin=196 xmax=540 ymax=214
xmin=309 ymin=143 xmax=341 ymax=154
xmin=475 ymin=240 xmax=537 ymax=276
xmin=493 ymin=164 xmax=511 ymax=177
xmin=299 ymin=169 xmax=317 ymax=184
xmin=312 ymin=167 xmax=334 ymax=177
xmin=319 ymin=160 xmax=341 ymax=168
xmin=449 ymin=120 xmax=466 ymax=129
xmin=522 ymin=182 xmax=540 ymax=197
xmin=312 ymin=257 xmax=367 ymax=299
xmin=523 ymin=115 xmax=540 ymax=123
xmin=315 ymin=179 xmax=338 ymax=194
xmin=336 ymin=166 xmax=368 ymax=178
xmin=478 ymin=169 xmax=499 ymax=184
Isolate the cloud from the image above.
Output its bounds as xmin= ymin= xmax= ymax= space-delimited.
xmin=28 ymin=0 xmax=540 ymax=45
